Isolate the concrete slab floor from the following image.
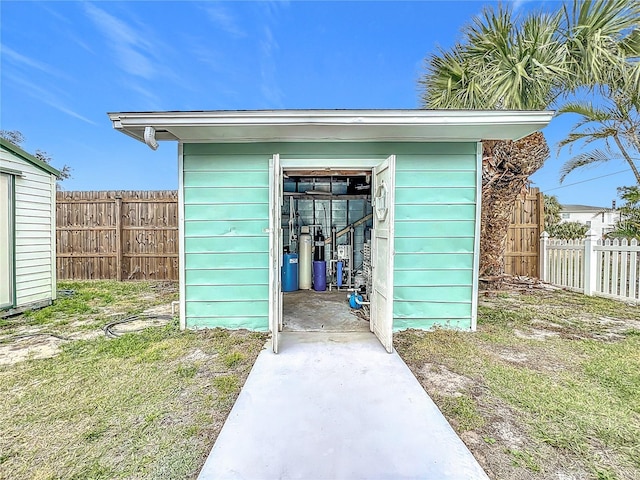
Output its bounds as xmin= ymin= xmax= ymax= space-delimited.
xmin=197 ymin=332 xmax=489 ymax=480
xmin=283 ymin=290 xmax=369 ymax=332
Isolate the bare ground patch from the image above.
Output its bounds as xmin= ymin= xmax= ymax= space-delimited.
xmin=396 ymin=287 xmax=640 ymax=480
xmin=0 ymin=281 xmax=267 ymax=479
xmin=0 ymin=281 xmax=179 ymax=366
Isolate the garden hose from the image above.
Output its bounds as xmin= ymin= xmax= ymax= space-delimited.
xmin=103 ymin=313 xmax=174 ymax=338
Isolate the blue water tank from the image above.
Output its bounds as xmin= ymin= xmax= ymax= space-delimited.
xmin=313 ymin=260 xmax=327 ymax=291
xmin=282 ymin=253 xmax=299 ymax=292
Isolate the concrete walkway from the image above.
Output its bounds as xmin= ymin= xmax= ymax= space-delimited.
xmin=198 ymin=332 xmax=489 ymax=480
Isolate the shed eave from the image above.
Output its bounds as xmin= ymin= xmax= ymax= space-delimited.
xmin=107 ymin=109 xmax=554 ymax=145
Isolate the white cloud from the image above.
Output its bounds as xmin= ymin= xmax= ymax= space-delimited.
xmin=83 ymin=3 xmax=155 ymax=79
xmin=4 ymin=72 xmax=97 ymax=125
xmin=202 ymin=4 xmax=247 ymax=38
xmin=124 ymin=81 xmax=163 ymax=111
xmin=259 ymin=26 xmax=283 ymax=107
xmin=0 ymin=44 xmax=67 ymax=78
xmin=510 ymin=0 xmax=537 ymax=12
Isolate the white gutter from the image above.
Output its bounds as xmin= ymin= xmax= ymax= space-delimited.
xmin=108 ymin=109 xmax=555 ymax=148
xmin=109 ymin=109 xmax=554 ymax=127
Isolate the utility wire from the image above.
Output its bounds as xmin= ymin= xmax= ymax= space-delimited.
xmin=542 ymin=169 xmax=630 ymax=192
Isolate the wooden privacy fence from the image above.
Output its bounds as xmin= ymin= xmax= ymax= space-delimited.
xmin=56 ymin=191 xmax=178 ymax=280
xmin=505 ymin=187 xmax=544 ymax=278
xmin=540 ymin=231 xmax=640 ymax=303
xmin=56 ymin=187 xmax=543 ymax=281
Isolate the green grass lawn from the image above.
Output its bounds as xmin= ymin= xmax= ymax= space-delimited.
xmin=0 ymin=281 xmax=267 ymax=480
xmin=396 ymin=289 xmax=640 ymax=480
xmin=3 ymin=282 xmax=639 ymax=480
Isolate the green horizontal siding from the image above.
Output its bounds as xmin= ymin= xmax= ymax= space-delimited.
xmin=394 ymin=301 xmax=472 ymax=319
xmin=393 ymin=155 xmax=476 ymax=170
xmin=185 ymin=220 xmax=267 ymax=237
xmin=184 ymin=187 xmax=268 ymax=204
xmin=182 ymin=141 xmax=479 ymax=332
xmin=189 ymin=316 xmax=269 ymax=331
xmin=185 ymin=237 xmax=268 ymax=253
xmin=394 ymin=237 xmax=475 ymax=254
xmin=186 ymin=268 xmax=268 ymax=285
xmin=394 ymin=220 xmax=476 ymax=238
xmin=395 ymin=253 xmax=474 ymax=270
xmin=185 ymin=252 xmax=266 ymax=269
xmin=394 ymin=285 xmax=472 ymax=301
xmin=395 ymin=187 xmax=475 ymax=204
xmin=183 ymin=155 xmax=269 ymax=171
xmin=187 ymin=285 xmax=269 ymax=301
xmin=185 ymin=204 xmax=267 ymax=221
xmin=183 ymin=142 xmax=477 ymax=157
xmin=186 ymin=300 xmax=269 ymax=317
xmin=395 ymin=204 xmax=476 ymax=220
xmin=183 ymin=152 xmax=270 ymax=330
xmin=184 ymin=171 xmax=268 ymax=187
xmin=394 ymin=271 xmax=473 ymax=287
xmin=393 ymin=145 xmax=478 ymax=331
xmin=395 ymin=171 xmax=477 ymax=188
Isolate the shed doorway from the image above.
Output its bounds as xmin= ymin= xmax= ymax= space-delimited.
xmin=268 ymin=156 xmax=395 ymax=353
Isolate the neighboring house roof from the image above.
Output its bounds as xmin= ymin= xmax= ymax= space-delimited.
xmin=0 ymin=138 xmax=61 ymax=177
xmin=561 ymin=204 xmax=610 ymax=213
xmin=107 ymin=109 xmax=554 ymax=149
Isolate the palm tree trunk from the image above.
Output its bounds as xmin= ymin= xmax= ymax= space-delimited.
xmin=612 ymin=134 xmax=640 ymax=184
xmin=479 ymin=132 xmax=550 ymax=285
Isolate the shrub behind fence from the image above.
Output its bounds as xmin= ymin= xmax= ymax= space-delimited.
xmin=541 ymin=231 xmax=640 ymax=303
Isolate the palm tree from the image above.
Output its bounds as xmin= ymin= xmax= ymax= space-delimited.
xmin=609 ymin=185 xmax=640 ymax=238
xmin=544 ymin=195 xmax=562 ymax=227
xmin=419 ymin=0 xmax=639 ymax=281
xmin=558 ymin=81 xmax=640 ymax=184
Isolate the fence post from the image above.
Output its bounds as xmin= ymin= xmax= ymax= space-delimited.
xmin=115 ymin=197 xmax=123 ymax=281
xmin=583 ymin=229 xmax=597 ymax=296
xmin=539 ymin=231 xmax=549 ymax=281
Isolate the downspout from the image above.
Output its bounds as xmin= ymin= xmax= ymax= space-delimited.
xmin=144 ymin=126 xmax=159 ymax=150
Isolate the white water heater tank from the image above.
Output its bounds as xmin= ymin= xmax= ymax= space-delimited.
xmin=299 ymin=234 xmax=312 ymax=289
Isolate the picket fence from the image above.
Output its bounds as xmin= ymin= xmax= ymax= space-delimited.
xmin=540 ymin=230 xmax=640 ymax=303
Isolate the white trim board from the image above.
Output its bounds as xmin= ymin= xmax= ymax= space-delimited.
xmin=108 ymin=109 xmax=554 ymax=148
xmin=178 ymin=142 xmax=186 ymax=330
xmin=471 ymin=141 xmax=482 ymax=332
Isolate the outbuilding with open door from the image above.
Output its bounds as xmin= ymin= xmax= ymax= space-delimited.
xmin=108 ymin=109 xmax=553 ymax=352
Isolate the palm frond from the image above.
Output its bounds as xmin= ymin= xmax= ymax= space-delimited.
xmin=420 ymin=45 xmax=491 ymax=109
xmin=559 ymin=147 xmax=623 ymax=182
xmin=558 ymin=128 xmax=619 ymax=151
xmin=561 ymin=0 xmax=640 ymax=88
xmin=558 ymin=102 xmax=611 ymax=121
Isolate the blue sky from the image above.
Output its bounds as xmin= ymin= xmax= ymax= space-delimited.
xmin=0 ymin=0 xmax=634 ymax=208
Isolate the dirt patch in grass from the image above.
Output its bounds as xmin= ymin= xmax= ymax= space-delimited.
xmin=0 ymin=281 xmax=179 ymax=365
xmin=0 ymin=281 xmax=268 ymax=479
xmin=396 ymin=288 xmax=640 ymax=480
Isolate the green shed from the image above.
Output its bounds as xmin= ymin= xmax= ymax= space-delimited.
xmin=108 ymin=110 xmax=552 ymax=352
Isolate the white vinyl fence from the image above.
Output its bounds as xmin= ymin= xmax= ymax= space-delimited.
xmin=540 ymin=230 xmax=640 ymax=303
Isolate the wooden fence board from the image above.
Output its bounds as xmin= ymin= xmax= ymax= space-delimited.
xmin=505 ymin=187 xmax=543 ymax=278
xmin=56 ymin=191 xmax=179 ymax=280
xmin=58 ymin=187 xmax=542 ymax=281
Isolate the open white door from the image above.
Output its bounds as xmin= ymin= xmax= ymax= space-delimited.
xmin=371 ymin=155 xmax=396 ymax=353
xmin=268 ymin=154 xmax=282 ymax=353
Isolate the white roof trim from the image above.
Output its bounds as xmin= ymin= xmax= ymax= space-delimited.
xmin=107 ymin=109 xmax=554 ymax=146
